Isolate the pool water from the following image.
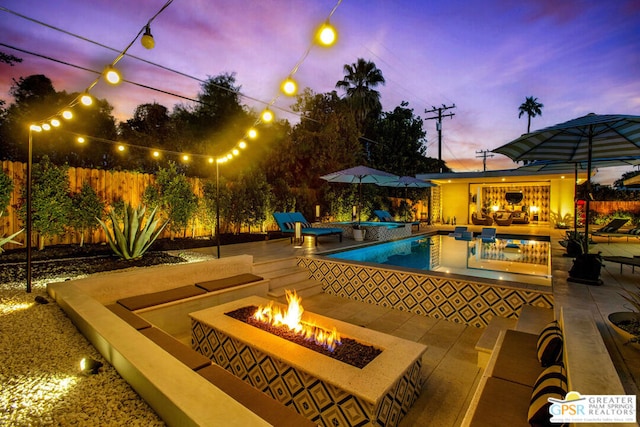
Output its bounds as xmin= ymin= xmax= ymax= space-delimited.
xmin=326 ymin=234 xmax=551 ymax=286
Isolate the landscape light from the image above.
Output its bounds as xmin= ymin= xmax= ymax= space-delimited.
xmin=281 ymin=77 xmax=297 ymax=96
xmin=141 ymin=25 xmax=155 ymax=49
xmin=103 ymin=65 xmax=122 ymax=85
xmin=317 ymin=22 xmax=337 ymax=46
xmin=62 ymin=110 xmax=73 ymax=120
xmin=80 ymin=93 xmax=93 ymax=106
xmin=80 ymin=357 xmax=103 ymax=375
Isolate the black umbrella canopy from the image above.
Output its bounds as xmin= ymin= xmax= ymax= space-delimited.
xmin=493 ymin=113 xmax=640 ymax=253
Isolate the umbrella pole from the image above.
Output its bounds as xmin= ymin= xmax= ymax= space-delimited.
xmin=358 ymin=178 xmax=362 ymax=225
xmin=573 ymin=163 xmax=578 ymax=233
xmin=583 ymin=127 xmax=593 ymax=254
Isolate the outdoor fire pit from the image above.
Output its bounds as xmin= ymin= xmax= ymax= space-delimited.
xmin=190 ymin=295 xmax=426 ymax=427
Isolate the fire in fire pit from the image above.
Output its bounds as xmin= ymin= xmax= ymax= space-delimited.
xmin=225 ymin=291 xmax=382 ymax=368
xmin=253 ymin=291 xmax=341 ymax=351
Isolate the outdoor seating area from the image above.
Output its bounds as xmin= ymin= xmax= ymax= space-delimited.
xmin=591 ymin=218 xmax=640 ymax=243
xmin=471 ymin=212 xmax=493 ymax=225
xmin=272 ymin=212 xmax=343 ymax=246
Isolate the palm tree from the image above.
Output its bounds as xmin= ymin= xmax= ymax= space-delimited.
xmin=336 ymin=58 xmax=385 ymax=131
xmin=518 ymin=96 xmax=544 ymax=133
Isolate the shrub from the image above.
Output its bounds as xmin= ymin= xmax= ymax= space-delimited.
xmin=97 ymin=203 xmax=167 ymax=260
xmin=69 ymin=181 xmax=105 ymax=246
xmin=0 ymin=169 xmax=12 ymax=216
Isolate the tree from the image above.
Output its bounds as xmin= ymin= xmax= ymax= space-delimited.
xmin=336 ymin=58 xmax=385 ymax=132
xmin=144 ymin=162 xmax=198 ymax=237
xmin=614 ymin=170 xmax=640 ymax=189
xmin=69 ymin=181 xmax=105 ymax=246
xmin=18 ymin=155 xmax=72 ymax=249
xmin=0 ymin=52 xmax=22 ymax=66
xmin=236 ymin=169 xmax=273 ymax=233
xmin=518 ymin=96 xmax=544 ymax=133
xmin=0 ymin=169 xmax=13 ymax=216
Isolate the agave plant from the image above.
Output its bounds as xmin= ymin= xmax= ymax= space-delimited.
xmin=97 ymin=204 xmax=167 ymax=260
xmin=0 ymin=229 xmax=23 ymax=254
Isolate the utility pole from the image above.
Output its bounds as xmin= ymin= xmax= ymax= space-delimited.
xmin=424 ymin=104 xmax=456 ymax=173
xmin=475 ymin=149 xmax=495 ymax=172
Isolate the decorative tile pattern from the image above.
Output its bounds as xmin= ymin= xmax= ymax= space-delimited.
xmin=192 ymin=321 xmax=423 ymax=427
xmin=297 ymin=257 xmax=553 ymax=328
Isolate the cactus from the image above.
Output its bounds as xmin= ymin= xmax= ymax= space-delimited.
xmin=0 ymin=229 xmax=23 ymax=254
xmin=97 ymin=204 xmax=167 ymax=260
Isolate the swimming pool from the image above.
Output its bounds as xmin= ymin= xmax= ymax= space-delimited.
xmin=326 ymin=234 xmax=551 ymax=286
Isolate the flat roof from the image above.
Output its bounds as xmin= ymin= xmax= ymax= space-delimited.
xmin=416 ymin=168 xmax=589 ymax=184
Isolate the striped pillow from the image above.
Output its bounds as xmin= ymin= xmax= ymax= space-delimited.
xmin=283 ymin=222 xmax=295 ymax=230
xmin=537 ymin=321 xmax=563 ymax=367
xmin=528 ymin=364 xmax=568 ymax=426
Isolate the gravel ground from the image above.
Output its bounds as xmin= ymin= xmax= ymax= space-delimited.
xmin=0 ymin=250 xmax=213 ymax=426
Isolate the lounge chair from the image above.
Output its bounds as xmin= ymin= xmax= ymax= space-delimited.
xmin=471 ymin=212 xmax=493 ymax=226
xmin=373 ymin=210 xmax=420 ymax=230
xmin=591 ymin=218 xmax=630 ymax=243
xmin=448 ymin=226 xmax=468 ymax=238
xmin=272 ymin=212 xmax=342 ymax=246
xmin=493 ymin=212 xmax=513 ymax=226
xmin=480 ymin=227 xmax=496 ymax=242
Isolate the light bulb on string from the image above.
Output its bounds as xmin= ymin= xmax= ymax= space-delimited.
xmin=77 ymin=137 xmax=85 ymax=144
xmin=62 ymin=110 xmax=73 ymax=120
xmin=80 ymin=93 xmax=93 ymax=106
xmin=281 ymin=77 xmax=297 ymax=96
xmin=29 ymin=124 xmax=42 ymax=132
xmin=261 ymin=108 xmax=274 ymax=123
xmin=51 ymin=119 xmax=61 ymax=127
xmin=103 ymin=65 xmax=122 ymax=85
xmin=247 ymin=129 xmax=257 ymax=139
xmin=41 ymin=123 xmax=51 ymax=131
xmin=182 ymin=154 xmax=189 ymax=161
xmin=208 ymin=157 xmax=214 ymax=164
xmin=226 ymin=153 xmax=233 ymax=160
xmin=141 ymin=25 xmax=155 ymax=49
xmin=117 ymin=144 xmax=125 ymax=152
xmin=316 ymin=21 xmax=337 ymax=46
xmin=232 ymin=148 xmax=239 ymax=156
xmin=238 ymin=140 xmax=247 ymax=149
xmin=152 ymin=151 xmax=160 ymax=158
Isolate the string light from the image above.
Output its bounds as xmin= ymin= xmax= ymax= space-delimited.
xmin=20 ymin=0 xmax=343 ymax=170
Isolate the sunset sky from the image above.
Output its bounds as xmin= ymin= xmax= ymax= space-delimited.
xmin=1 ymin=0 xmax=639 ymax=183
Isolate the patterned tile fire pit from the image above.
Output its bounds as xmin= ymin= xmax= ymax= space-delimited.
xmin=190 ymin=296 xmax=426 ymax=427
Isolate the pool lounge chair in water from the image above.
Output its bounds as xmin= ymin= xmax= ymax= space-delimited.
xmin=373 ymin=210 xmax=419 ymax=230
xmin=448 ymin=226 xmax=468 ymax=238
xmin=480 ymin=227 xmax=496 ymax=242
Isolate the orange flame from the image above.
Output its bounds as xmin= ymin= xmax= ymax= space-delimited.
xmin=253 ymin=291 xmax=341 ymax=351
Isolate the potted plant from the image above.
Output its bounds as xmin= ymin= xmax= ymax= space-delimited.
xmin=608 ymin=283 xmax=640 ymax=346
xmin=352 ymin=223 xmax=365 ymax=241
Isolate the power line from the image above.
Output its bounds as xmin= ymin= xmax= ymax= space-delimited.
xmin=424 ymin=104 xmax=456 ymax=172
xmin=475 ymin=149 xmax=494 ymax=172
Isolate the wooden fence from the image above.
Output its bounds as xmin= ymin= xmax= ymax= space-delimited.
xmin=1 ymin=160 xmax=210 ymax=250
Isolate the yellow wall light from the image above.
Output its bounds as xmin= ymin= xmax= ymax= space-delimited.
xmin=317 ymin=22 xmax=337 ymax=46
xmin=103 ymin=65 xmax=122 ymax=85
xmin=281 ymin=77 xmax=297 ymax=96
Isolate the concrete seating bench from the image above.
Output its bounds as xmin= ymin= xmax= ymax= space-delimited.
xmin=475 ymin=305 xmax=554 ymax=368
xmin=195 ymin=273 xmax=263 ymax=292
xmin=105 ymin=303 xmax=152 ymax=330
xmin=197 ymin=364 xmax=316 ymax=427
xmin=117 ymin=285 xmax=207 ymax=310
xmin=140 ymin=327 xmax=212 ymax=371
xmin=462 ymin=307 xmax=628 ymax=427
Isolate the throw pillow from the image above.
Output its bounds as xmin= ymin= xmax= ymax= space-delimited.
xmin=528 ymin=364 xmax=568 ymax=426
xmin=284 ymin=222 xmax=295 ymax=230
xmin=537 ymin=321 xmax=563 ymax=367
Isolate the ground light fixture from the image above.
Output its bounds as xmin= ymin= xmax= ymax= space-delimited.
xmin=80 ymin=357 xmax=103 ymax=375
xmin=103 ymin=65 xmax=122 ymax=85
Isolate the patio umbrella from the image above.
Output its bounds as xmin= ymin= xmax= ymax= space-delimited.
xmin=493 ymin=113 xmax=640 ymax=253
xmin=320 ymin=165 xmax=399 ymax=224
xmin=518 ymin=157 xmax=640 ymax=231
xmin=377 ymin=175 xmax=436 ymax=188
